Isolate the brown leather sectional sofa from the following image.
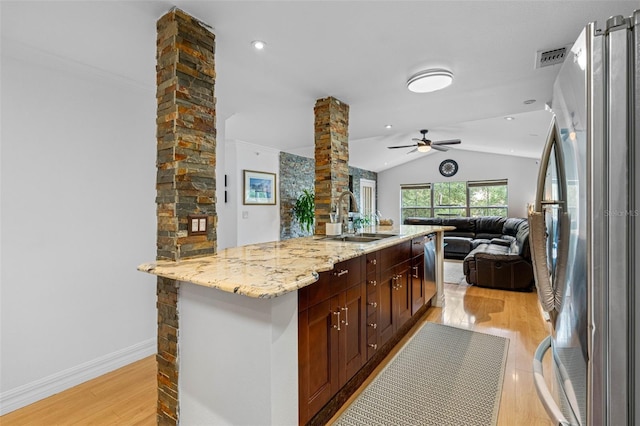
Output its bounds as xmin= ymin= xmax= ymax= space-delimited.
xmin=404 ymin=216 xmax=534 ymax=291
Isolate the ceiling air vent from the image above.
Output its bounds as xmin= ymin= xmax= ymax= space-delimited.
xmin=535 ymin=45 xmax=571 ymax=69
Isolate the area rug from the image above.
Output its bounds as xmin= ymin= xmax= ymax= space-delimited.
xmin=332 ymin=322 xmax=509 ymax=426
xmin=444 ymin=260 xmax=467 ymax=285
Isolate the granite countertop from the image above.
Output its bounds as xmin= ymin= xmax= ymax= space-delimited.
xmin=138 ymin=225 xmax=450 ymax=299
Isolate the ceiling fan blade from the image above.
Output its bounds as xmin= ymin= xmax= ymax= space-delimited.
xmin=406 ymin=148 xmax=418 ymax=154
xmin=411 ymin=138 xmax=422 ymax=141
xmin=388 ymin=144 xmax=418 ymax=149
xmin=432 ymin=139 xmax=461 ymax=145
xmin=430 ymin=145 xmax=449 ymax=152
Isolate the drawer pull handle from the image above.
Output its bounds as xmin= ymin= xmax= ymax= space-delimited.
xmin=369 ymin=280 xmax=377 ymax=286
xmin=368 ymin=343 xmax=378 ymax=350
xmin=341 ymin=306 xmax=349 ymax=326
xmin=332 ymin=311 xmax=341 ymax=331
xmin=368 ymin=323 xmax=377 ymax=329
xmin=334 ymin=269 xmax=349 ymax=277
xmin=412 ymin=266 xmax=419 ymax=278
xmin=370 ymin=258 xmax=377 ymax=265
xmin=368 ymin=302 xmax=377 ymax=308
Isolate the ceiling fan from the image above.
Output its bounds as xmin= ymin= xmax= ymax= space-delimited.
xmin=387 ymin=129 xmax=461 ymax=153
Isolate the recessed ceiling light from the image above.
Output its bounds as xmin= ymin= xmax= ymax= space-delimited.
xmin=407 ymin=69 xmax=454 ymax=93
xmin=504 ymin=116 xmax=515 ymax=121
xmin=251 ymin=40 xmax=266 ymax=50
xmin=384 ymin=124 xmax=393 ymax=129
xmin=523 ymin=99 xmax=536 ymax=104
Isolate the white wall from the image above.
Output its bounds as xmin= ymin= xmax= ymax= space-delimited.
xmin=225 ymin=139 xmax=281 ymax=247
xmin=0 ymin=40 xmax=157 ymax=412
xmin=378 ymin=149 xmax=540 ymax=225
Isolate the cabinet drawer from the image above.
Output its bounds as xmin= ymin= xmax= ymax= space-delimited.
xmin=379 ymin=240 xmax=411 ymax=271
xmin=411 ymin=236 xmax=426 ymax=257
xmin=367 ymin=332 xmax=378 ymax=357
xmin=299 ymin=270 xmax=332 ymax=311
xmin=366 ymin=311 xmax=378 ymax=337
xmin=366 ymin=251 xmax=379 ymax=274
xmin=330 ymin=256 xmax=364 ymax=294
xmin=366 ymin=276 xmax=378 ymax=295
xmin=367 ymin=292 xmax=380 ymax=316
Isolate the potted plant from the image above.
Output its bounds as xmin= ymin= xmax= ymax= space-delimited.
xmin=293 ymin=189 xmax=315 ymax=233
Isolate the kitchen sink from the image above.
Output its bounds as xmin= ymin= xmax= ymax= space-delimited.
xmin=323 ymin=233 xmax=398 ymax=243
xmin=357 ymin=233 xmax=398 ymax=239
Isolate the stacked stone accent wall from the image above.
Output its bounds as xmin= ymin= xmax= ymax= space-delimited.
xmin=314 ymin=97 xmax=349 ymax=235
xmin=156 ymin=8 xmax=217 ymax=261
xmin=278 ymin=152 xmax=378 ymax=239
xmin=156 ymin=278 xmax=180 ymax=424
xmin=280 ymin=152 xmax=315 ymax=239
xmin=155 ymin=8 xmax=216 ymax=425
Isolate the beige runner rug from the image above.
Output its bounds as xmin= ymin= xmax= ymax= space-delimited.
xmin=333 ymin=322 xmax=509 ymax=426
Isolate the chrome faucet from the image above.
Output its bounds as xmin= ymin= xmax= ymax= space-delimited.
xmin=336 ymin=190 xmax=359 ymax=234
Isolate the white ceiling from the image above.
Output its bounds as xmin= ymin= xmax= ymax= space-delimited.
xmin=2 ymin=1 xmax=637 ymax=172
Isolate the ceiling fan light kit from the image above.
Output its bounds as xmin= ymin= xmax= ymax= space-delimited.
xmin=407 ymin=69 xmax=454 ymax=93
xmin=387 ymin=129 xmax=462 ymax=153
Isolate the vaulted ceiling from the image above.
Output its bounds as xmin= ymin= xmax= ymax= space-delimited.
xmin=3 ymin=1 xmax=637 ymax=171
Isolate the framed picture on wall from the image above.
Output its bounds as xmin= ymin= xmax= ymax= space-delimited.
xmin=243 ymin=170 xmax=277 ymax=205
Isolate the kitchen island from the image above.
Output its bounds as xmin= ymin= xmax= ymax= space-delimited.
xmin=139 ymin=224 xmax=449 ymax=425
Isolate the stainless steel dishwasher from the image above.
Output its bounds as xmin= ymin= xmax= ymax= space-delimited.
xmin=423 ymin=233 xmax=436 ymax=297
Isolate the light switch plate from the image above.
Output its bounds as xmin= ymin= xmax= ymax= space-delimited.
xmin=188 ymin=214 xmax=208 ymax=236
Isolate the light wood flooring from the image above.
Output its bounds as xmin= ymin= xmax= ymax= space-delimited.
xmin=2 ymin=281 xmax=553 ymax=425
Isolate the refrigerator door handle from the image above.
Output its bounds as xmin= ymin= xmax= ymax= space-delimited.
xmin=529 ymin=117 xmax=564 ymax=313
xmin=533 ymin=336 xmax=572 ymax=426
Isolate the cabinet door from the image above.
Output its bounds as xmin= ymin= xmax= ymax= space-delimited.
xmin=377 ymin=268 xmax=395 ymax=348
xmin=411 ymin=255 xmax=425 ymax=314
xmin=340 ymin=283 xmax=367 ymax=384
xmin=394 ymin=264 xmax=412 ymax=328
xmin=298 ymin=299 xmax=339 ymax=424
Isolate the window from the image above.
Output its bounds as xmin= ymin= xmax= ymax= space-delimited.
xmin=468 ymin=180 xmax=508 ymax=217
xmin=401 ymin=179 xmax=508 ymax=219
xmin=433 ymin=181 xmax=466 ymax=217
xmin=400 ymin=184 xmax=432 ymax=221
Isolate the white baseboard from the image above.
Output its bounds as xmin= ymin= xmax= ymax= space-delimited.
xmin=0 ymin=338 xmax=156 ymax=415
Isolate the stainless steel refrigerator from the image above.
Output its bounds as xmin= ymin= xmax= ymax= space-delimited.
xmin=528 ymin=9 xmax=639 ymax=426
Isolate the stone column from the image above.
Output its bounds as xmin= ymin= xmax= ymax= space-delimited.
xmin=155 ymin=8 xmax=216 ymax=425
xmin=314 ymin=97 xmax=350 ymax=235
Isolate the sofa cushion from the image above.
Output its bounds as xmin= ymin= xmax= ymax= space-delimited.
xmin=491 ymin=238 xmax=512 ymax=247
xmin=475 ymin=216 xmax=506 ymax=236
xmin=471 ymin=239 xmax=491 ymax=250
xmin=503 ymin=217 xmax=526 ymax=236
xmin=404 ymin=217 xmax=442 ymax=226
xmin=444 ymin=237 xmax=473 ymax=254
xmin=442 ymin=217 xmax=476 ymax=233
xmin=440 ymin=217 xmax=476 ymax=238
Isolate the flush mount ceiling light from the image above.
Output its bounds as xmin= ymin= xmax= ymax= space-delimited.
xmin=251 ymin=40 xmax=266 ymax=50
xmin=407 ymin=69 xmax=454 ymax=93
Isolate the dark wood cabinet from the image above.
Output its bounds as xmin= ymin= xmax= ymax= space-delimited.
xmin=298 ymin=256 xmax=365 ymax=425
xmin=298 ymin=236 xmax=434 ymax=424
xmin=377 ymin=241 xmax=412 ymax=348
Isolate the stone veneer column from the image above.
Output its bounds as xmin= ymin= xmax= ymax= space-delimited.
xmin=155 ymin=8 xmax=216 ymax=425
xmin=314 ymin=97 xmax=349 ymax=235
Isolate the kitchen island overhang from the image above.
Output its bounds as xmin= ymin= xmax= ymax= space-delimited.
xmin=139 ymin=225 xmax=450 ymax=425
xmin=139 ymin=225 xmax=449 ymax=299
